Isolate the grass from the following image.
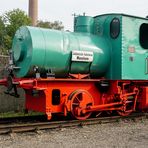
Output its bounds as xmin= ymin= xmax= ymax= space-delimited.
xmin=0 ymin=111 xmax=44 ymax=118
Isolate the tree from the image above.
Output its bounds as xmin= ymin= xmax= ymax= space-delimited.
xmin=37 ymin=20 xmax=64 ymax=30
xmin=0 ymin=17 xmax=5 ymax=45
xmin=0 ymin=17 xmax=7 ymax=54
xmin=1 ymin=9 xmax=31 ymax=52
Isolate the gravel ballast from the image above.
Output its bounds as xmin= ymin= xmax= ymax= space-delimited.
xmin=0 ymin=118 xmax=148 ymax=148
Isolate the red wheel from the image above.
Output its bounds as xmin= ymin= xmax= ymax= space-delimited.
xmin=69 ymin=90 xmax=94 ymax=120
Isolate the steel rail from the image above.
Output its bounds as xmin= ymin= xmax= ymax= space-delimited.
xmin=0 ymin=113 xmax=147 ymax=134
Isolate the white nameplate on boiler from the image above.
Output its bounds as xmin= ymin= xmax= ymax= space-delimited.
xmin=72 ymin=50 xmax=94 ymax=62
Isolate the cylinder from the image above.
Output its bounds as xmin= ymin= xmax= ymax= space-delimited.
xmin=12 ymin=26 xmax=111 ymax=78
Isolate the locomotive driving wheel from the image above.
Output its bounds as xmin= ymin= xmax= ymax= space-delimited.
xmin=69 ymin=90 xmax=94 ymax=120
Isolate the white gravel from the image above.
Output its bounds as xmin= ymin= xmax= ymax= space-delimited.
xmin=0 ymin=118 xmax=148 ymax=148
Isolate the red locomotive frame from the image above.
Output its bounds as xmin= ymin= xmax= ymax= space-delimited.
xmin=0 ymin=74 xmax=147 ymax=120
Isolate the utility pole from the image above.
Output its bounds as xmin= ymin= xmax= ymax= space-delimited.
xmin=29 ymin=0 xmax=38 ymax=26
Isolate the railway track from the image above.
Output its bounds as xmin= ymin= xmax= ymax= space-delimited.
xmin=0 ymin=113 xmax=147 ymax=134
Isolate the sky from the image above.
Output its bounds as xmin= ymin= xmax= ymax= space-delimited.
xmin=0 ymin=0 xmax=148 ymax=31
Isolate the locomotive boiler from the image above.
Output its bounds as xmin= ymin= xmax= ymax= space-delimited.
xmin=12 ymin=25 xmax=110 ymax=78
xmin=1 ymin=13 xmax=148 ymax=120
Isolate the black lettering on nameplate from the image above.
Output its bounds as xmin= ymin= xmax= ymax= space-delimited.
xmin=72 ymin=50 xmax=94 ymax=62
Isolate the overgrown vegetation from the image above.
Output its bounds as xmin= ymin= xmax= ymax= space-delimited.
xmin=0 ymin=111 xmax=44 ymax=118
xmin=37 ymin=20 xmax=64 ymax=30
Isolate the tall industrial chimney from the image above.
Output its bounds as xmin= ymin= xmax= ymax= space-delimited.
xmin=29 ymin=0 xmax=38 ymax=26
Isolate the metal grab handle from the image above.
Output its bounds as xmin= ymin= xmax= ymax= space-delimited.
xmin=145 ymin=57 xmax=148 ymax=74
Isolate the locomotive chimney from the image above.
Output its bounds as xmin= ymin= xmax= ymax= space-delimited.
xmin=29 ymin=0 xmax=38 ymax=26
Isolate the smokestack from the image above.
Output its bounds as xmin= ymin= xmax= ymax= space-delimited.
xmin=29 ymin=0 xmax=38 ymax=26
